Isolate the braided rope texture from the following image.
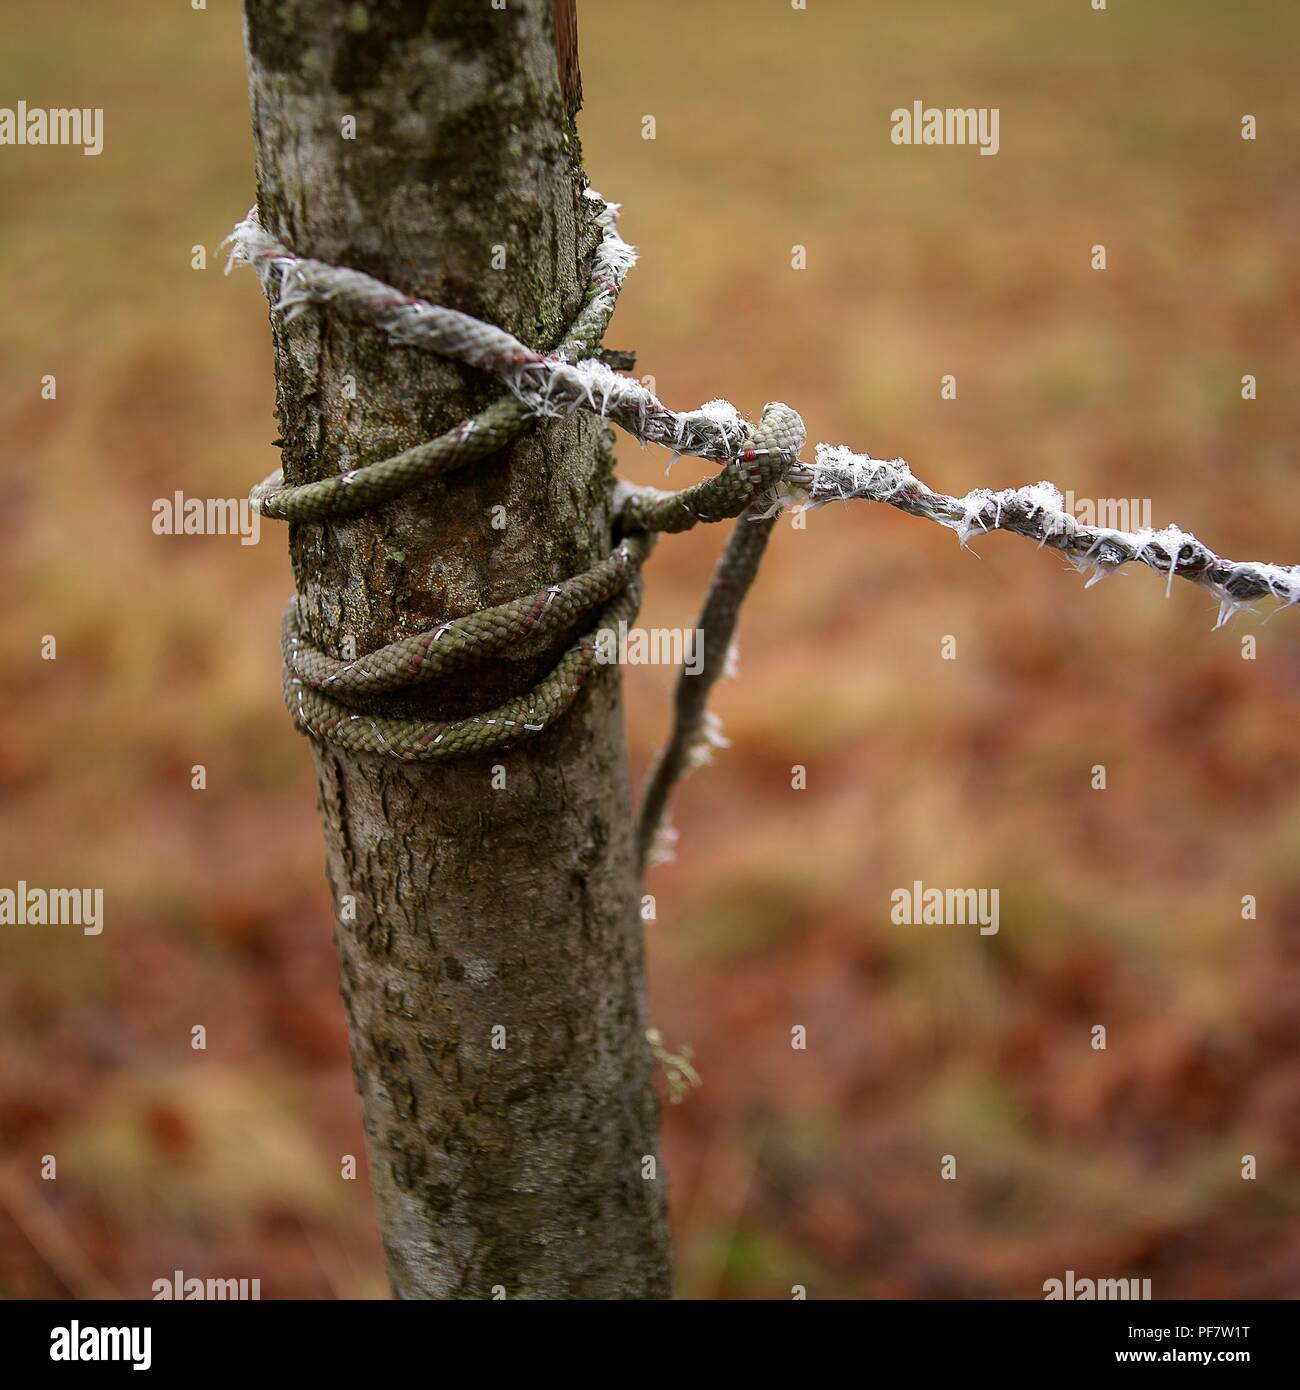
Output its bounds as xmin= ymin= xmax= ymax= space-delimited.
xmin=283 ymin=582 xmax=643 ymax=761
xmin=234 ymin=193 xmax=627 ymax=522
xmin=284 ymin=534 xmax=652 ymax=700
xmin=637 ymin=511 xmax=779 ymax=868
xmin=783 ymin=449 xmax=1300 ymax=631
xmin=228 ymin=188 xmax=1298 ymax=784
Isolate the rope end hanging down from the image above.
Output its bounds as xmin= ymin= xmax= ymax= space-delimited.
xmin=228 ymin=188 xmax=1299 ymax=845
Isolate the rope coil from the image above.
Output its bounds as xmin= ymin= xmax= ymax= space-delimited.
xmin=282 ymin=579 xmax=643 ymax=762
xmin=226 ymin=189 xmax=805 ymax=781
xmin=228 ymin=186 xmax=1298 ymax=857
xmin=282 ymin=535 xmax=651 ymax=700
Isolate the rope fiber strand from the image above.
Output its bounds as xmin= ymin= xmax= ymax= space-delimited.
xmin=227 ymin=187 xmax=1300 ymax=851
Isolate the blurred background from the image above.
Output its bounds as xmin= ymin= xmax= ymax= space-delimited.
xmin=2 ymin=0 xmax=1299 ymax=1299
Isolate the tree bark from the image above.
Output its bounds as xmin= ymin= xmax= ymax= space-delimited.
xmin=240 ymin=0 xmax=670 ymax=1299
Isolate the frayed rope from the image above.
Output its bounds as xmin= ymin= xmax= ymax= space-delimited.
xmin=227 ymin=185 xmax=1300 ymax=852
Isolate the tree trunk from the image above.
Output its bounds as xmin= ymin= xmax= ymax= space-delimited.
xmin=240 ymin=0 xmax=670 ymax=1299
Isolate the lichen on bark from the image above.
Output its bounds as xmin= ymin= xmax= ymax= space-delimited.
xmin=241 ymin=0 xmax=670 ymax=1298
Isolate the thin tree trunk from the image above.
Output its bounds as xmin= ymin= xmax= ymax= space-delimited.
xmin=240 ymin=0 xmax=670 ymax=1299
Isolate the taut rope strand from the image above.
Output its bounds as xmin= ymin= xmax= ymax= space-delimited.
xmin=227 ymin=187 xmax=1299 ymax=859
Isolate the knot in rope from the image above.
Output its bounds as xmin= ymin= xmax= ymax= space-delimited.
xmin=228 ymin=187 xmax=1298 ymax=849
xmin=229 ymin=184 xmax=1300 ymax=779
xmin=618 ymin=401 xmax=805 ymax=534
xmin=227 ymin=193 xmax=807 ymax=763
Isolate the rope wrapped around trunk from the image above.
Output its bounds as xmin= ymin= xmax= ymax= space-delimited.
xmin=227 ymin=188 xmax=1298 ymax=859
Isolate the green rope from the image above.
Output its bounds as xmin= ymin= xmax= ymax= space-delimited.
xmin=279 ymin=404 xmax=803 ymax=763
xmin=618 ymin=405 xmax=806 ymax=534
xmin=283 ymin=581 xmax=643 ymax=762
xmin=229 ymin=184 xmax=1300 ymax=838
xmin=284 ymin=534 xmax=652 ymax=701
xmin=232 ymin=189 xmax=807 ymax=767
xmin=249 ymin=255 xmax=621 ymax=523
